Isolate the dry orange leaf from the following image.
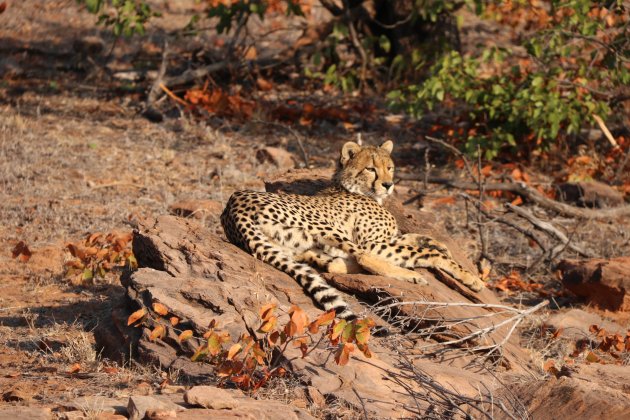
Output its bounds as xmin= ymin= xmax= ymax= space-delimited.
xmin=68 ymin=363 xmax=81 ymax=374
xmin=227 ymin=343 xmax=242 ymax=361
xmin=150 ymin=325 xmax=166 ymax=341
xmin=335 ymin=342 xmax=354 ymax=366
xmin=178 ymin=330 xmax=194 ymax=343
xmin=127 ymin=308 xmax=147 ymax=326
xmin=259 ymin=303 xmax=276 ymax=321
xmin=256 ymin=77 xmax=273 ymax=91
xmin=244 ymin=46 xmax=257 ymax=60
xmin=431 ymin=196 xmax=457 ymax=206
xmin=152 ymin=302 xmax=169 ymax=316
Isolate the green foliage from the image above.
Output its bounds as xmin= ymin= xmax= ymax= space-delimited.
xmin=390 ymin=0 xmax=628 ymax=158
xmin=77 ymin=0 xmax=159 ymax=37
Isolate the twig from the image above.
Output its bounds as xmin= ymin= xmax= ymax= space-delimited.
xmin=417 ymin=300 xmax=549 ymax=352
xmin=476 ymin=145 xmax=489 ymax=262
xmin=159 ymin=83 xmax=188 ymax=107
xmin=147 ymin=40 xmax=169 ymax=106
xmin=424 ymin=136 xmax=476 ymax=182
xmin=397 ymin=174 xmax=630 ymax=219
xmin=250 ymin=119 xmax=309 ymax=167
xmin=343 ymin=0 xmax=368 ymax=91
xmin=505 ymin=203 xmax=593 ymax=257
xmin=592 ymin=114 xmax=620 ymax=149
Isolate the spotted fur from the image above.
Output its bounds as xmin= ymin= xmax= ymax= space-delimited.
xmin=221 ymin=141 xmax=484 ymax=319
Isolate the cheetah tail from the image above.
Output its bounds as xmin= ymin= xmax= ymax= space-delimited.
xmin=237 ymin=218 xmax=356 ymax=320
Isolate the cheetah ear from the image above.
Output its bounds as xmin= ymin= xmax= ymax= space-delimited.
xmin=380 ymin=140 xmax=393 ymax=154
xmin=340 ymin=141 xmax=362 ymax=166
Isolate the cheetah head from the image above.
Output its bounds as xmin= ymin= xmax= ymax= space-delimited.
xmin=334 ymin=140 xmax=395 ymax=204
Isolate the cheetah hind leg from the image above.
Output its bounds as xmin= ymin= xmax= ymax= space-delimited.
xmin=355 ymin=253 xmax=429 ymax=286
xmin=296 ymin=249 xmax=362 ymax=274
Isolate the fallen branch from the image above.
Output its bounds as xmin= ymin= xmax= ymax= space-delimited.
xmin=371 ymin=299 xmax=549 ymax=359
xmin=505 ymin=203 xmax=593 ymax=258
xmin=397 ymin=174 xmax=630 ymax=219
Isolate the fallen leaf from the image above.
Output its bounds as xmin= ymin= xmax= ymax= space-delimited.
xmin=68 ymin=363 xmax=81 ymax=374
xmin=127 ymin=308 xmax=147 ymax=326
xmin=152 ymin=302 xmax=169 ymax=316
xmin=178 ymin=330 xmax=193 ymax=343
xmin=227 ymin=343 xmax=242 ymax=361
xmin=150 ymin=325 xmax=166 ymax=341
xmin=256 ymin=77 xmax=273 ymax=91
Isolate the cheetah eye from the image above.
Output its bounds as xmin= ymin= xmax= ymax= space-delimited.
xmin=365 ymin=167 xmax=376 ymax=173
xmin=388 ymin=167 xmax=394 ymax=172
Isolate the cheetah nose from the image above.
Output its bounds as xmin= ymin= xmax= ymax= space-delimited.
xmin=382 ymin=182 xmax=394 ymax=190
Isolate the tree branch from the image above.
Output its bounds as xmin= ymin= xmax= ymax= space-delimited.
xmin=397 ymin=174 xmax=630 ymax=220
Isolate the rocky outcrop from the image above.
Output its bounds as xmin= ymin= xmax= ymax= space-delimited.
xmin=559 ymin=257 xmax=630 ymax=311
xmin=95 ymin=171 xmax=630 ymax=418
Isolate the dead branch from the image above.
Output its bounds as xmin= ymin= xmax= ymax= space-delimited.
xmin=504 ymin=203 xmax=594 ymax=258
xmin=146 ymin=40 xmax=169 ymax=106
xmin=371 ymin=299 xmax=549 ymax=359
xmin=397 ymin=174 xmax=630 ymax=219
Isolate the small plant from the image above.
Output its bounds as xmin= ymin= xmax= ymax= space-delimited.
xmin=127 ymin=302 xmax=375 ymax=390
xmin=77 ymin=0 xmax=159 ymax=37
xmin=65 ymin=231 xmax=137 ymax=285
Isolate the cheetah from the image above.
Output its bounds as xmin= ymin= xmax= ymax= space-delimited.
xmin=221 ymin=140 xmax=485 ymax=319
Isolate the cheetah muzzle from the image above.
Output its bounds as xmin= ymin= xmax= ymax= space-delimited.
xmin=221 ymin=140 xmax=485 ymax=319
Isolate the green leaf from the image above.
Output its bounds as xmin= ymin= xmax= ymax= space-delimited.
xmin=379 ymin=35 xmax=391 ymax=53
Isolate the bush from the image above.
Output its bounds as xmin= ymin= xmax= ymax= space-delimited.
xmin=389 ymin=0 xmax=629 ymax=158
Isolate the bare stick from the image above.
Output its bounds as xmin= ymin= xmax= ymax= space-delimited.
xmin=424 ymin=136 xmax=476 ymax=182
xmin=505 ymin=203 xmax=593 ymax=257
xmin=147 ymin=40 xmax=169 ymax=106
xmin=592 ymin=114 xmax=620 ymax=149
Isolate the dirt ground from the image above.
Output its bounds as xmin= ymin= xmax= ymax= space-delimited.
xmin=1 ymin=0 xmax=629 ymax=418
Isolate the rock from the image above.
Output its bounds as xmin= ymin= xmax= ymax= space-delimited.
xmin=168 ymin=200 xmax=223 ymax=221
xmin=545 ymin=308 xmax=626 ymax=341
xmin=559 ymin=257 xmax=630 ymax=311
xmin=2 ymin=386 xmax=32 ymax=402
xmin=556 ymin=181 xmax=625 ymax=208
xmin=66 ymin=396 xmax=127 ymax=415
xmin=184 ymin=386 xmax=241 ymax=409
xmin=305 ymin=386 xmax=326 ymax=407
xmin=256 ymin=147 xmax=296 ymax=171
xmin=127 ymin=396 xmax=185 ymax=420
xmin=499 ymin=375 xmax=630 ymax=419
xmin=0 ymin=407 xmax=51 ymax=420
xmin=183 ymin=386 xmax=314 ymax=418
xmin=145 ymin=409 xmax=177 ymax=419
